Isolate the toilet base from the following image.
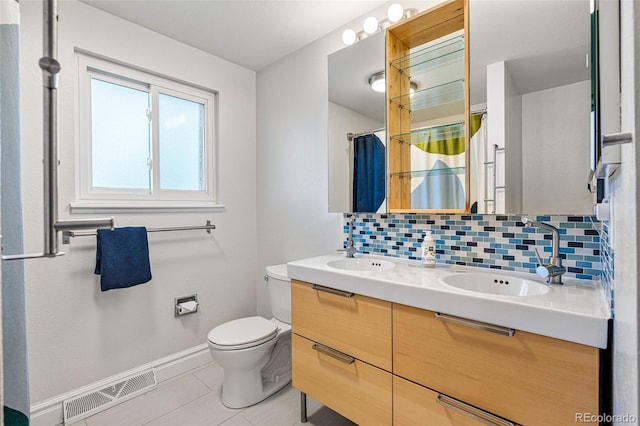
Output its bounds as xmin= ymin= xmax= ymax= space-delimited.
xmin=217 ymin=331 xmax=292 ymax=409
xmin=222 ymin=369 xmax=291 ymax=409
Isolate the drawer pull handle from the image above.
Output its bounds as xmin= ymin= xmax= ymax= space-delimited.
xmin=436 ymin=394 xmax=515 ymax=426
xmin=311 ymin=284 xmax=354 ymax=298
xmin=312 ymin=342 xmax=355 ymax=364
xmin=435 ymin=313 xmax=515 ymax=337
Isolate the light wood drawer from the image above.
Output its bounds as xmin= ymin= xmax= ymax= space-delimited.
xmin=291 ymin=279 xmax=392 ymax=370
xmin=394 ymin=376 xmax=519 ymax=426
xmin=393 ymin=304 xmax=599 ymax=425
xmin=292 ymin=334 xmax=392 ymax=426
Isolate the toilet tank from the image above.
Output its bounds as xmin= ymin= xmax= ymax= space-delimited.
xmin=265 ymin=264 xmax=291 ymax=324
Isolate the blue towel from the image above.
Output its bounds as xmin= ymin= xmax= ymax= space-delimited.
xmin=95 ymin=227 xmax=152 ymax=291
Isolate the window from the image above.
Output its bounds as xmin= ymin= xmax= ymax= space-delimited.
xmin=74 ymin=54 xmax=218 ymax=212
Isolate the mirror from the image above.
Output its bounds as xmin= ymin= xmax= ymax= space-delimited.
xmin=328 ymin=0 xmax=594 ymax=215
xmin=328 ymin=32 xmax=386 ymax=213
xmin=469 ymin=0 xmax=592 ymax=215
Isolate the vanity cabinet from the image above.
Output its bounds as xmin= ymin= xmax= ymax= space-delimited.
xmin=393 ymin=303 xmax=600 ymax=425
xmin=386 ymin=0 xmax=470 ymax=213
xmin=291 ymin=279 xmax=600 ymax=425
xmin=291 ymin=279 xmax=393 ymax=425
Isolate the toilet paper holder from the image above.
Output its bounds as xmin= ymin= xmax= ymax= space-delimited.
xmin=175 ymin=294 xmax=199 ymax=316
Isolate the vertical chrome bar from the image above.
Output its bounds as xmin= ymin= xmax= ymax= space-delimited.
xmin=40 ymin=0 xmax=61 ymax=256
xmin=492 ymin=144 xmax=498 ymax=214
xmin=1 ymin=0 xmax=118 ymax=262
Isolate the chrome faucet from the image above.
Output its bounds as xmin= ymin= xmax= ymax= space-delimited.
xmin=338 ymin=215 xmax=357 ymax=258
xmin=522 ymin=217 xmax=566 ymax=284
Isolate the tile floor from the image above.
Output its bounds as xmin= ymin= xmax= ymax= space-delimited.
xmin=67 ymin=362 xmax=356 ymax=426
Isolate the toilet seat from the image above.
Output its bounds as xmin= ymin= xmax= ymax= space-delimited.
xmin=208 ymin=316 xmax=278 ymax=351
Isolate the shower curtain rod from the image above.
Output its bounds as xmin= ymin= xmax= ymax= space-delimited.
xmin=347 ymin=127 xmax=385 ymax=141
xmin=61 ymin=221 xmax=216 ymax=244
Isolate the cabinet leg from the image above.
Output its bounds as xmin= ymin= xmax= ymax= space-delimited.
xmin=300 ymin=391 xmax=308 ymax=423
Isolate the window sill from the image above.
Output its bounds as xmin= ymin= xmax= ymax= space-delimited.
xmin=69 ymin=201 xmax=226 ymax=214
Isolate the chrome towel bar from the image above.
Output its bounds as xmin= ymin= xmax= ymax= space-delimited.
xmin=61 ymin=220 xmax=216 ymax=244
xmin=601 ymin=132 xmax=633 ymax=147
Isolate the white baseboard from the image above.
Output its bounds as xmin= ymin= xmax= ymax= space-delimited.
xmin=31 ymin=343 xmax=212 ymax=426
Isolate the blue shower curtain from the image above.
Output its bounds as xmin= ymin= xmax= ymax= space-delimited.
xmin=352 ymin=133 xmax=385 ymax=212
xmin=1 ymin=0 xmax=30 ymax=424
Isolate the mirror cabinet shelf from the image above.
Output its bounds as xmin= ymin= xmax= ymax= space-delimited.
xmin=389 ymin=35 xmax=464 ymax=77
xmin=390 ymin=79 xmax=464 ymax=112
xmin=390 ymin=167 xmax=465 ymax=178
xmin=386 ymin=0 xmax=469 ymax=213
xmin=389 ymin=122 xmax=465 ymax=145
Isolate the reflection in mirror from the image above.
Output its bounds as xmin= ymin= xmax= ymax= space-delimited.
xmin=387 ymin=30 xmax=468 ymax=212
xmin=328 ymin=32 xmax=386 ymax=213
xmin=470 ymin=0 xmax=593 ymax=215
xmin=328 ymin=0 xmax=595 ymax=215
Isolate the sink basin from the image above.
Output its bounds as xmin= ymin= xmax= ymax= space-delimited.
xmin=326 ymin=258 xmax=395 ymax=272
xmin=440 ymin=272 xmax=549 ymax=297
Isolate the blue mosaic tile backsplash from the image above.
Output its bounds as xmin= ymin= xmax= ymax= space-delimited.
xmin=343 ymin=213 xmax=602 ymax=281
xmin=600 ymin=220 xmax=614 ymax=316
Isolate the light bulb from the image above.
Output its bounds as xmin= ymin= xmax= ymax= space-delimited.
xmin=369 ymin=72 xmax=385 ymax=93
xmin=409 ymin=81 xmax=418 ymax=96
xmin=363 ymin=16 xmax=379 ymax=35
xmin=342 ymin=29 xmax=357 ymax=45
xmin=387 ymin=3 xmax=404 ymax=23
xmin=371 ymin=79 xmax=385 ymax=93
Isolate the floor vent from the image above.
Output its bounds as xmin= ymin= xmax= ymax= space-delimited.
xmin=62 ymin=369 xmax=157 ymax=424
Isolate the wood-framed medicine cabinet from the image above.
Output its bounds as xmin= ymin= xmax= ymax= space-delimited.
xmin=386 ymin=0 xmax=469 ymax=213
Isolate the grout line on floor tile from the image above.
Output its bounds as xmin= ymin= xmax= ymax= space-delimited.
xmin=215 ymin=411 xmax=249 ymax=426
xmin=138 ymin=386 xmax=215 ymax=425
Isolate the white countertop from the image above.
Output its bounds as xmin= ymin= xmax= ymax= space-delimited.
xmin=287 ymin=254 xmax=610 ymax=349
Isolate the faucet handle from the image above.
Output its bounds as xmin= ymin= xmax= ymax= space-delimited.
xmin=533 ymin=247 xmax=545 ymax=266
xmin=536 ymin=264 xmax=566 ymax=283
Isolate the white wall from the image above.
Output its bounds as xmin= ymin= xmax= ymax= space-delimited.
xmin=255 ymin=27 xmax=343 ymax=317
xmin=487 ymin=61 xmax=522 ymax=213
xmin=522 ymin=81 xmax=591 ymax=214
xmin=255 ymin=0 xmax=436 ymax=317
xmin=20 ymin=1 xmax=257 ymax=403
xmin=612 ymin=0 xmax=639 ymax=421
xmin=504 ymin=65 xmax=523 ymax=213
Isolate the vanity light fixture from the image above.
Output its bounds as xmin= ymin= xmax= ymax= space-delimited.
xmin=342 ymin=4 xmax=417 ymax=45
xmin=363 ymin=16 xmax=380 ymax=34
xmin=387 ymin=3 xmax=404 ymax=22
xmin=342 ymin=28 xmax=358 ymax=45
xmin=368 ymin=71 xmax=418 ymax=95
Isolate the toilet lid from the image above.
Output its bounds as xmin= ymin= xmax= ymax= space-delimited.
xmin=208 ymin=316 xmax=278 ymax=350
xmin=265 ymin=264 xmax=289 ymax=281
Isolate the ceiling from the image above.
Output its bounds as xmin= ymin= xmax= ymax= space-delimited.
xmin=469 ymin=0 xmax=590 ymax=105
xmin=79 ymin=0 xmax=386 ymax=71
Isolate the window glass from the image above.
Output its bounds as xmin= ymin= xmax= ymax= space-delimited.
xmin=158 ymin=93 xmax=205 ymax=191
xmin=90 ymin=78 xmax=151 ymax=190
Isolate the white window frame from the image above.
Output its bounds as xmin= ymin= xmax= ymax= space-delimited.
xmin=72 ymin=53 xmax=222 ymax=213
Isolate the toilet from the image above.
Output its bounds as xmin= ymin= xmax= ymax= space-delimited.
xmin=207 ymin=264 xmax=292 ymax=408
